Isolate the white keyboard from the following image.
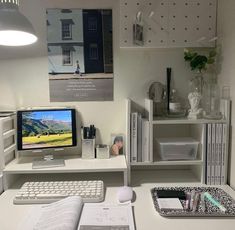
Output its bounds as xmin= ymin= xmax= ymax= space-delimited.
xmin=14 ymin=180 xmax=104 ymax=204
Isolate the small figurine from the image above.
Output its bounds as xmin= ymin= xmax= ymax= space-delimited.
xmin=188 ymin=92 xmax=203 ymax=119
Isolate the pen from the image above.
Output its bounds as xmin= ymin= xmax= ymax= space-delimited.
xmin=83 ymin=127 xmax=89 ymax=139
xmin=185 ymin=192 xmax=191 ymax=210
xmin=190 ymin=190 xmax=195 ymax=211
xmin=167 ymin=67 xmax=171 ymax=113
xmin=204 ymin=192 xmax=226 ymax=213
xmin=201 ymin=193 xmax=206 ymax=213
xmin=192 ymin=192 xmax=199 ymax=212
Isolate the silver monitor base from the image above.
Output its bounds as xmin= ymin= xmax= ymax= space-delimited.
xmin=32 ymin=159 xmax=65 ymax=169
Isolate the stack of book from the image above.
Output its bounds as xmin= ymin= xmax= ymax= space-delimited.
xmin=205 ymin=99 xmax=230 ymax=185
xmin=205 ymin=123 xmax=227 ymax=185
xmin=130 ymin=112 xmax=151 ymax=163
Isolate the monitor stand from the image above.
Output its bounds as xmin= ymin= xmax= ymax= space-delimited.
xmin=32 ymin=154 xmax=65 ymax=169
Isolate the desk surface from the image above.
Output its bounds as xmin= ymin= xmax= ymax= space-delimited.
xmin=1 ymin=183 xmax=235 ymax=230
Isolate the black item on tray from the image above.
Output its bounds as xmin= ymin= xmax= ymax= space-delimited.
xmin=156 ymin=190 xmax=186 ymax=200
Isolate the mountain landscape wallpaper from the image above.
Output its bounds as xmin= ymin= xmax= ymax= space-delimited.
xmin=22 ymin=111 xmax=73 ymax=149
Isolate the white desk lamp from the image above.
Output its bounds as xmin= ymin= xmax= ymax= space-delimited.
xmin=0 ymin=0 xmax=37 ymax=46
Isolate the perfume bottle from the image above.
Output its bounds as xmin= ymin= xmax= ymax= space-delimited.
xmin=169 ymin=89 xmax=181 ymax=114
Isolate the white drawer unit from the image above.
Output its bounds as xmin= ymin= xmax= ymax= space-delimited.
xmin=0 ymin=115 xmax=16 ymax=171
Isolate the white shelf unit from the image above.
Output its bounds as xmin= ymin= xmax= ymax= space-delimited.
xmin=3 ymin=155 xmax=128 ymax=189
xmin=0 ymin=115 xmax=128 ymax=190
xmin=126 ymin=98 xmax=230 ymax=185
xmin=0 ymin=115 xmax=16 ymax=171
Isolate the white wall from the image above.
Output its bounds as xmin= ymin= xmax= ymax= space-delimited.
xmin=217 ymin=0 xmax=235 ymax=188
xmin=0 ymin=0 xmax=193 ymax=146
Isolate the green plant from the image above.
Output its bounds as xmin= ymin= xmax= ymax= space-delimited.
xmin=184 ymin=49 xmax=216 ymax=73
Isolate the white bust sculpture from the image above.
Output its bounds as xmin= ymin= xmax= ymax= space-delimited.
xmin=188 ymin=92 xmax=203 ymax=119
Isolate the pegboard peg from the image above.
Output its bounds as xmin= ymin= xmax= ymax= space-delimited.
xmin=197 ymin=37 xmax=206 ymax=42
xmin=148 ymin=11 xmax=155 ymax=18
xmin=136 ymin=11 xmax=143 ymax=22
xmin=209 ymin=37 xmax=218 ymax=42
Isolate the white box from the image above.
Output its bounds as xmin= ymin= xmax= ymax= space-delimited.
xmin=156 ymin=137 xmax=199 ymax=161
xmin=96 ymin=145 xmax=110 ymax=159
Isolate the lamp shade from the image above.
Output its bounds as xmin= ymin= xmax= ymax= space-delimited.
xmin=0 ymin=1 xmax=37 ymax=46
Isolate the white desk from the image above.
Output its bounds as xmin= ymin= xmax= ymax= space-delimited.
xmin=1 ymin=183 xmax=235 ymax=230
xmin=3 ymin=155 xmax=128 ymax=189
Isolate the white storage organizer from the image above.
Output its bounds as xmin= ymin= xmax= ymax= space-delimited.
xmin=156 ymin=137 xmax=199 ymax=161
xmin=126 ymin=98 xmax=230 ymax=185
xmin=0 ymin=115 xmax=16 ymax=171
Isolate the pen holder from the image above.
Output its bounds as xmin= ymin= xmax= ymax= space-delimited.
xmin=82 ymin=139 xmax=95 ymax=159
xmin=96 ymin=145 xmax=110 ymax=159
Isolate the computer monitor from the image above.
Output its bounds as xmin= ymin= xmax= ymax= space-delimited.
xmin=17 ymin=108 xmax=77 ymax=168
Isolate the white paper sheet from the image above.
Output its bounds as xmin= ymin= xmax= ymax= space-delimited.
xmin=78 ymin=203 xmax=135 ymax=230
xmin=157 ymin=198 xmax=183 ymax=210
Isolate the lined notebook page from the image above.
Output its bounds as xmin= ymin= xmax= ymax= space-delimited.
xmin=18 ymin=196 xmax=83 ymax=230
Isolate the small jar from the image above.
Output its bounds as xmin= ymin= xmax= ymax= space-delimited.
xmin=169 ymin=89 xmax=182 ymax=113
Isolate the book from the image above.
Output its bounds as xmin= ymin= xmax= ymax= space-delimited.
xmin=206 ymin=124 xmax=212 ymax=185
xmin=221 ymin=124 xmax=228 ymax=184
xmin=19 ymin=196 xmax=135 ymax=230
xmin=131 ymin=112 xmax=138 ymax=162
xmin=202 ymin=124 xmax=207 ymax=184
xmin=215 ymin=124 xmax=222 ymax=185
xmin=142 ymin=119 xmax=150 ymax=162
xmin=211 ymin=123 xmax=216 ymax=185
xmin=137 ymin=113 xmax=142 ymax=162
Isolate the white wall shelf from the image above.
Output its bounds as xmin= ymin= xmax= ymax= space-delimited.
xmin=131 ymin=159 xmax=203 ymax=166
xmin=153 ymin=118 xmax=227 ymax=125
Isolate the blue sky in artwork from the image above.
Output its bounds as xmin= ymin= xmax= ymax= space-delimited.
xmin=25 ymin=110 xmax=72 ymax=122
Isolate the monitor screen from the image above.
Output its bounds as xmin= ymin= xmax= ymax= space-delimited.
xmin=17 ymin=109 xmax=77 ymax=150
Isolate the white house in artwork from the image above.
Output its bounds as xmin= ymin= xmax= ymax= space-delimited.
xmin=47 ymin=9 xmax=85 ymax=74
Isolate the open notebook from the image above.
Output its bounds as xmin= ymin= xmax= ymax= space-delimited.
xmin=18 ymin=196 xmax=135 ymax=230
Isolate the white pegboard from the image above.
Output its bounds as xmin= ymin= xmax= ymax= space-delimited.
xmin=120 ymin=0 xmax=217 ymax=48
